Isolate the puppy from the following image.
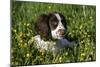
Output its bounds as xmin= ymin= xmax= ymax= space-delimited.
xmin=34 ymin=12 xmax=75 ymax=52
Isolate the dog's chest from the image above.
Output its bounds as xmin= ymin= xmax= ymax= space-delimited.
xmin=33 ymin=35 xmax=75 ymax=51
xmin=34 ymin=35 xmax=56 ymax=51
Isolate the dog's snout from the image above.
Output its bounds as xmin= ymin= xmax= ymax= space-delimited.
xmin=58 ymin=29 xmax=65 ymax=35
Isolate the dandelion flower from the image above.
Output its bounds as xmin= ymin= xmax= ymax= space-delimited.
xmin=26 ymin=53 xmax=30 ymax=57
xmin=48 ymin=6 xmax=51 ymax=9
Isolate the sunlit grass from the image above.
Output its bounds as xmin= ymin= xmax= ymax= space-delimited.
xmin=11 ymin=1 xmax=96 ymax=66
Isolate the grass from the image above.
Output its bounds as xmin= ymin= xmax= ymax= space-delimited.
xmin=11 ymin=1 xmax=96 ymax=66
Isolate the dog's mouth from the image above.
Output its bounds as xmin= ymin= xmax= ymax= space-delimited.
xmin=58 ymin=34 xmax=65 ymax=39
xmin=58 ymin=29 xmax=66 ymax=37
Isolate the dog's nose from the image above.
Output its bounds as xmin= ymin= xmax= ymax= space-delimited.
xmin=58 ymin=29 xmax=65 ymax=35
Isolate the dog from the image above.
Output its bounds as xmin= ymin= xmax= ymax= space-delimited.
xmin=33 ymin=12 xmax=75 ymax=52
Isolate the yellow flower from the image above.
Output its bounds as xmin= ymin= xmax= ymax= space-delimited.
xmin=13 ymin=29 xmax=16 ymax=33
xmin=27 ymin=23 xmax=30 ymax=26
xmin=19 ymin=32 xmax=23 ymax=37
xmin=89 ymin=16 xmax=92 ymax=19
xmin=84 ymin=32 xmax=87 ymax=35
xmin=15 ymin=62 xmax=18 ymax=65
xmin=26 ymin=53 xmax=30 ymax=57
xmin=80 ymin=25 xmax=82 ymax=29
xmin=88 ymin=35 xmax=90 ymax=37
xmin=59 ymin=57 xmax=62 ymax=62
xmin=24 ymin=23 xmax=26 ymax=26
xmin=27 ymin=33 xmax=30 ymax=36
xmin=48 ymin=6 xmax=51 ymax=9
xmin=11 ymin=62 xmax=14 ymax=65
xmin=39 ymin=48 xmax=45 ymax=56
xmin=81 ymin=41 xmax=84 ymax=44
xmin=20 ymin=40 xmax=23 ymax=43
xmin=81 ymin=53 xmax=85 ymax=56
xmin=65 ymin=52 xmax=68 ymax=55
xmin=59 ymin=57 xmax=62 ymax=60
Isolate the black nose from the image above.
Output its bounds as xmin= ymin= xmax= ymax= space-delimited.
xmin=58 ymin=29 xmax=65 ymax=35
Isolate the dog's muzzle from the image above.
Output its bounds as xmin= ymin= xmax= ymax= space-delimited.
xmin=58 ymin=29 xmax=65 ymax=37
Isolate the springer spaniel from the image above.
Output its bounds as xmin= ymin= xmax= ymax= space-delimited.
xmin=34 ymin=12 xmax=75 ymax=52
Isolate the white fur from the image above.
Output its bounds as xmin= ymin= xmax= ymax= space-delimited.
xmin=51 ymin=13 xmax=65 ymax=39
xmin=34 ymin=35 xmax=75 ymax=51
xmin=34 ymin=35 xmax=56 ymax=51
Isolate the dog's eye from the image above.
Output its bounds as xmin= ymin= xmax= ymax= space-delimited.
xmin=53 ymin=22 xmax=57 ymax=25
xmin=52 ymin=22 xmax=58 ymax=26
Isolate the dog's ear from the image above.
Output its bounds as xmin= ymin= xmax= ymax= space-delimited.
xmin=48 ymin=12 xmax=55 ymax=17
xmin=35 ymin=14 xmax=51 ymax=40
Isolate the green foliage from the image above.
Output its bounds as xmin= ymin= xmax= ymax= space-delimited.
xmin=11 ymin=1 xmax=96 ymax=66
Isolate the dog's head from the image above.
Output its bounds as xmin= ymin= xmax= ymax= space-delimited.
xmin=35 ymin=12 xmax=67 ymax=40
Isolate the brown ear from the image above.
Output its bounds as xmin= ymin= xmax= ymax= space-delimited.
xmin=48 ymin=12 xmax=55 ymax=17
xmin=35 ymin=14 xmax=51 ymax=40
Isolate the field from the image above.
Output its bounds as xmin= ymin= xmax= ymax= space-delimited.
xmin=11 ymin=1 xmax=96 ymax=66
